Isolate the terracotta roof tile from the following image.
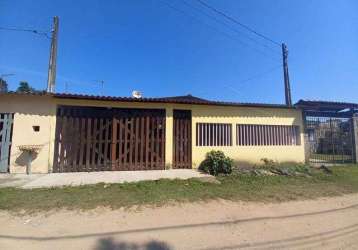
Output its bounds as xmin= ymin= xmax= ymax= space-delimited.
xmin=0 ymin=92 xmax=295 ymax=109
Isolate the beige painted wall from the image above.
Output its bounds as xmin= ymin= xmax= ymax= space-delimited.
xmin=0 ymin=95 xmax=305 ymax=173
xmin=0 ymin=95 xmax=56 ymax=173
xmin=191 ymin=105 xmax=305 ymax=167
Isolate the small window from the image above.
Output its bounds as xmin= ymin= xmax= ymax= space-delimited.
xmin=196 ymin=123 xmax=232 ymax=146
xmin=236 ymin=124 xmax=300 ymax=146
xmin=33 ymin=126 xmax=40 ymax=132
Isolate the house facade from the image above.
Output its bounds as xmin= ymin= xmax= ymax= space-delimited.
xmin=0 ymin=92 xmax=306 ymax=174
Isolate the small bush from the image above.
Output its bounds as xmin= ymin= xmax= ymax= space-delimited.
xmin=199 ymin=150 xmax=233 ymax=176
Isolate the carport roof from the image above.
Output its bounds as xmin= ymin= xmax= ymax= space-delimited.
xmin=295 ymin=99 xmax=358 ymax=118
xmin=295 ymin=100 xmax=358 ymax=112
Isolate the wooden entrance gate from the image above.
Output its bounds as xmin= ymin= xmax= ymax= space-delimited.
xmin=173 ymin=110 xmax=192 ymax=169
xmin=53 ymin=106 xmax=165 ymax=172
xmin=0 ymin=113 xmax=13 ymax=173
xmin=111 ymin=109 xmax=165 ymax=171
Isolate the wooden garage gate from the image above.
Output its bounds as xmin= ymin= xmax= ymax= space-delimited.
xmin=53 ymin=106 xmax=166 ymax=172
xmin=173 ymin=110 xmax=192 ymax=169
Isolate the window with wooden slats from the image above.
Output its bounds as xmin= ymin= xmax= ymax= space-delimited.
xmin=236 ymin=124 xmax=301 ymax=146
xmin=196 ymin=123 xmax=232 ymax=146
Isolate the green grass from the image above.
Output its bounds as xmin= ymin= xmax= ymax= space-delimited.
xmin=1 ymin=165 xmax=358 ymax=212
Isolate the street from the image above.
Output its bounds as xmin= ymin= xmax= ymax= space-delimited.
xmin=1 ymin=194 xmax=358 ymax=249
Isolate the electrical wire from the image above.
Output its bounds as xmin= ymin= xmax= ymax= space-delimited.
xmin=196 ymin=0 xmax=281 ymax=47
xmin=222 ymin=64 xmax=282 ymax=95
xmin=160 ymin=0 xmax=281 ymax=61
xmin=180 ymin=0 xmax=280 ymax=54
xmin=0 ymin=27 xmax=51 ymax=39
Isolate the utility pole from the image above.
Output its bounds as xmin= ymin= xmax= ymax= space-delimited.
xmin=282 ymin=43 xmax=292 ymax=106
xmin=46 ymin=16 xmax=59 ymax=93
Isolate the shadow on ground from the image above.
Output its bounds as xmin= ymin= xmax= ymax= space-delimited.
xmin=95 ymin=237 xmax=171 ymax=250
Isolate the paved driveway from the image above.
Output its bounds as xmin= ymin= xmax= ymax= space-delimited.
xmin=0 ymin=169 xmax=211 ymax=189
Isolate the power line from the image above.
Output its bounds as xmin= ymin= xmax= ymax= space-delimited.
xmin=0 ymin=27 xmax=51 ymax=39
xmin=223 ymin=64 xmax=282 ymax=95
xmin=0 ymin=66 xmax=102 ymax=93
xmin=180 ymin=0 xmax=280 ymax=54
xmin=237 ymin=64 xmax=282 ymax=85
xmin=196 ymin=0 xmax=281 ymax=47
xmin=188 ymin=64 xmax=282 ymax=99
xmin=159 ymin=0 xmax=280 ymax=61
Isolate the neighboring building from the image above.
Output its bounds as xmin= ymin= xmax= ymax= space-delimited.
xmin=0 ymin=92 xmax=306 ymax=174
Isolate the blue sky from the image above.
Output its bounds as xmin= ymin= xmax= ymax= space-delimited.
xmin=0 ymin=0 xmax=357 ymax=104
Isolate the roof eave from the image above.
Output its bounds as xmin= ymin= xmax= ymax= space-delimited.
xmin=0 ymin=92 xmax=297 ymax=109
xmin=53 ymin=93 xmax=295 ymax=109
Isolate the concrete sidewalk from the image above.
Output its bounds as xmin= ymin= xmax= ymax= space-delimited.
xmin=0 ymin=169 xmax=211 ymax=189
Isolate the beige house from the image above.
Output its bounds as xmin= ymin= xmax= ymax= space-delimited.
xmin=0 ymin=92 xmax=305 ymax=174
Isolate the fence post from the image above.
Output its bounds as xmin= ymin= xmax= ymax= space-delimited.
xmin=352 ymin=114 xmax=358 ymax=164
xmin=301 ymin=111 xmax=310 ymax=164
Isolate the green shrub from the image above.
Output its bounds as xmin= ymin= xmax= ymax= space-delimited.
xmin=199 ymin=150 xmax=233 ymax=176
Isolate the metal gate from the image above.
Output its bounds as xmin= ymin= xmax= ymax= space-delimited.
xmin=53 ymin=106 xmax=165 ymax=172
xmin=305 ymin=116 xmax=354 ymax=163
xmin=0 ymin=113 xmax=14 ymax=173
xmin=173 ymin=110 xmax=192 ymax=169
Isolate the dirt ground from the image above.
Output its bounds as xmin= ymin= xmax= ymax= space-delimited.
xmin=1 ymin=194 xmax=358 ymax=250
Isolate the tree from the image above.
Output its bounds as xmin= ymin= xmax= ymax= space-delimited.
xmin=16 ymin=81 xmax=36 ymax=93
xmin=0 ymin=78 xmax=8 ymax=93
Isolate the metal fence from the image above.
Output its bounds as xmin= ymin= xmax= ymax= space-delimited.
xmin=0 ymin=113 xmax=14 ymax=173
xmin=305 ymin=116 xmax=354 ymax=163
